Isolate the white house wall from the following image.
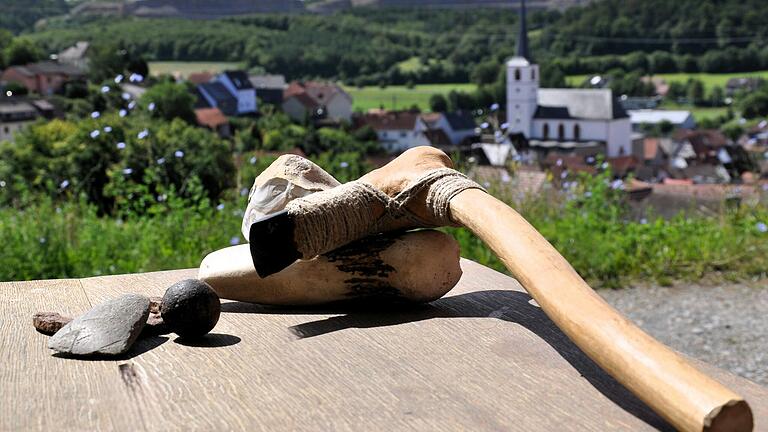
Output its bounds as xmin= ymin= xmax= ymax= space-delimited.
xmin=327 ymin=94 xmax=352 ymax=122
xmin=607 ymin=118 xmax=632 ymax=157
xmin=0 ymin=120 xmax=33 ymax=142
xmin=531 ymin=118 xmax=631 ymax=157
xmin=282 ymin=97 xmax=308 ymax=122
xmin=237 ymin=89 xmax=257 ymax=114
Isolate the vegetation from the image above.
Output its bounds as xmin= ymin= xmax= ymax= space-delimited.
xmin=344 ymin=83 xmax=477 ymax=111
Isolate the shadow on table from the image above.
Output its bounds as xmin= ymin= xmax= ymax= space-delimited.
xmin=174 ymin=332 xmax=241 ymax=348
xmin=224 ymin=290 xmax=673 ymax=431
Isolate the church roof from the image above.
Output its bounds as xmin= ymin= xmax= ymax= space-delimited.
xmin=533 ymin=106 xmax=571 ymax=120
xmin=515 ymin=0 xmax=530 ymax=61
xmin=538 ymin=89 xmax=628 ymax=120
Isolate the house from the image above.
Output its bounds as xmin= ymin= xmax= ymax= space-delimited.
xmin=194 ymin=107 xmax=231 ymax=138
xmin=188 ymin=72 xmax=213 ymax=85
xmin=215 ymin=70 xmax=256 ymax=115
xmin=420 ymin=111 xmax=477 ymax=146
xmin=196 ymin=82 xmax=238 ymax=116
xmin=1 ymin=62 xmax=86 ymax=95
xmin=56 ymin=41 xmax=90 ymax=71
xmin=0 ymin=100 xmax=39 ymax=142
xmin=283 ymin=81 xmax=352 ymax=122
xmin=354 ymin=110 xmax=430 ymax=153
xmin=249 ymin=74 xmax=286 ymax=105
xmin=628 ymin=110 xmax=695 ymax=132
xmin=725 ymin=77 xmax=764 ymax=97
xmin=506 ymin=0 xmax=632 ymax=158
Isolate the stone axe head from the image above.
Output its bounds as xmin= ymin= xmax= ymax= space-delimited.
xmin=246 ymin=147 xmax=482 ymax=277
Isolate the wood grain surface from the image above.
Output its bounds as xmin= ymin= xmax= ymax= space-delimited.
xmin=2 ymin=260 xmax=766 ymax=431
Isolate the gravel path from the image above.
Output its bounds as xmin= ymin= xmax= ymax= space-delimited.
xmin=598 ymin=280 xmax=768 ymax=386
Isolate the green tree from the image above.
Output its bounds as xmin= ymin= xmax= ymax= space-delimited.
xmin=141 ymin=82 xmax=195 ymax=124
xmin=721 ymin=122 xmax=744 ymax=142
xmin=470 ymin=60 xmax=499 ymax=86
xmin=3 ymin=38 xmax=43 ymax=66
xmin=739 ymin=91 xmax=768 ymax=119
xmin=429 ymin=94 xmax=448 ymax=112
xmin=686 ymin=79 xmax=705 ymax=106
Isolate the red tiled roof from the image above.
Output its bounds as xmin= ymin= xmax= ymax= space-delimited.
xmin=607 ymin=155 xmax=639 ymax=176
xmin=284 ymin=81 xmax=350 ymax=106
xmin=643 ymin=138 xmax=659 ymax=160
xmin=356 ymin=111 xmax=421 ymax=131
xmin=194 ymin=107 xmax=228 ymax=129
xmin=188 ymin=72 xmax=213 ymax=85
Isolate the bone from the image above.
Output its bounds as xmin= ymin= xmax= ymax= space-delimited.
xmin=199 ymin=230 xmax=462 ymax=305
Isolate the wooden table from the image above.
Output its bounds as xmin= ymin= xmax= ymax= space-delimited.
xmin=2 ymin=260 xmax=766 ymax=431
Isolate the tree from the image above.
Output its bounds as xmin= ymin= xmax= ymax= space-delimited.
xmin=710 ymin=86 xmax=725 ymax=107
xmin=739 ymin=91 xmax=768 ymax=119
xmin=429 ymin=94 xmax=448 ymax=112
xmin=721 ymin=122 xmax=744 ymax=142
xmin=686 ymin=79 xmax=705 ymax=106
xmin=3 ymin=38 xmax=43 ymax=66
xmin=470 ymin=60 xmax=499 ymax=86
xmin=140 ymin=82 xmax=195 ymax=124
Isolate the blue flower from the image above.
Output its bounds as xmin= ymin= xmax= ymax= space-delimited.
xmin=216 ymin=203 xmax=225 ymax=211
xmin=490 ymin=103 xmax=499 ymax=111
xmin=156 ymin=157 xmax=166 ymax=165
xmin=119 ymin=109 xmax=128 ymax=117
xmin=480 ymin=122 xmax=490 ymax=129
xmin=757 ymin=222 xmax=768 ymax=233
xmin=100 ymin=86 xmax=111 ymax=93
xmin=240 ymin=188 xmax=249 ymax=196
xmin=339 ymin=161 xmax=349 ymax=168
xmin=122 ymin=168 xmax=133 ymax=175
xmin=121 ymin=92 xmax=131 ymax=101
xmin=229 ymin=236 xmax=240 ymax=246
xmin=116 ymin=142 xmax=126 ymax=150
xmin=103 ymin=126 xmax=112 ymax=133
xmin=610 ymin=179 xmax=625 ymax=190
xmin=148 ymin=102 xmax=156 ymax=111
xmin=114 ymin=74 xmax=124 ymax=83
xmin=174 ymin=150 xmax=185 ymax=158
xmin=91 ymin=111 xmax=100 ymax=119
xmin=249 ymin=156 xmax=257 ymax=164
xmin=137 ymin=129 xmax=149 ymax=139
xmin=0 ymin=180 xmax=6 ymax=187
xmin=90 ymin=130 xmax=100 ymax=138
xmin=500 ymin=122 xmax=509 ymax=129
xmin=60 ymin=180 xmax=70 ymax=189
xmin=128 ymin=101 xmax=137 ymax=110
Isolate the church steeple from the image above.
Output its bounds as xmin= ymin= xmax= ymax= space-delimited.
xmin=515 ymin=0 xmax=531 ymax=60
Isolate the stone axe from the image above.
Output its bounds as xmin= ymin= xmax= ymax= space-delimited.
xmin=246 ymin=147 xmax=753 ymax=432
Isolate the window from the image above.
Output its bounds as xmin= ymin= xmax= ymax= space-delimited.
xmin=558 ymin=124 xmax=565 ymax=141
xmin=573 ymin=124 xmax=581 ymax=141
xmin=514 ymin=68 xmax=521 ymax=81
xmin=531 ymin=69 xmax=536 ymax=80
xmin=400 ymin=131 xmax=407 ymax=138
xmin=543 ymin=123 xmax=549 ymax=139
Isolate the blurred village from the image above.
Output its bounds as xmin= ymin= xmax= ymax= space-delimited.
xmin=2 ymin=17 xmax=768 ymax=220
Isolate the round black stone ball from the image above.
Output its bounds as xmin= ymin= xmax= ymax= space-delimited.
xmin=161 ymin=279 xmax=221 ymax=339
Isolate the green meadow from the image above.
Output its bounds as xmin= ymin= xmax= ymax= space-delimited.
xmin=343 ymin=83 xmax=478 ymax=112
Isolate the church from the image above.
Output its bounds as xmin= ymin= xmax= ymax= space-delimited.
xmin=506 ymin=0 xmax=632 ymax=158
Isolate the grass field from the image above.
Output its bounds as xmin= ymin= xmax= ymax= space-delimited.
xmin=344 ymin=83 xmax=477 ymax=111
xmin=567 ymin=70 xmax=768 ymax=91
xmin=149 ymin=61 xmax=244 ymax=78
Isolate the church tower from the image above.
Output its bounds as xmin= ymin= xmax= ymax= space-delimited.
xmin=506 ymin=0 xmax=538 ymax=138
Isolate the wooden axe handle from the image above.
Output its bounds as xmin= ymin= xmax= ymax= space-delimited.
xmin=450 ymin=188 xmax=753 ymax=432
